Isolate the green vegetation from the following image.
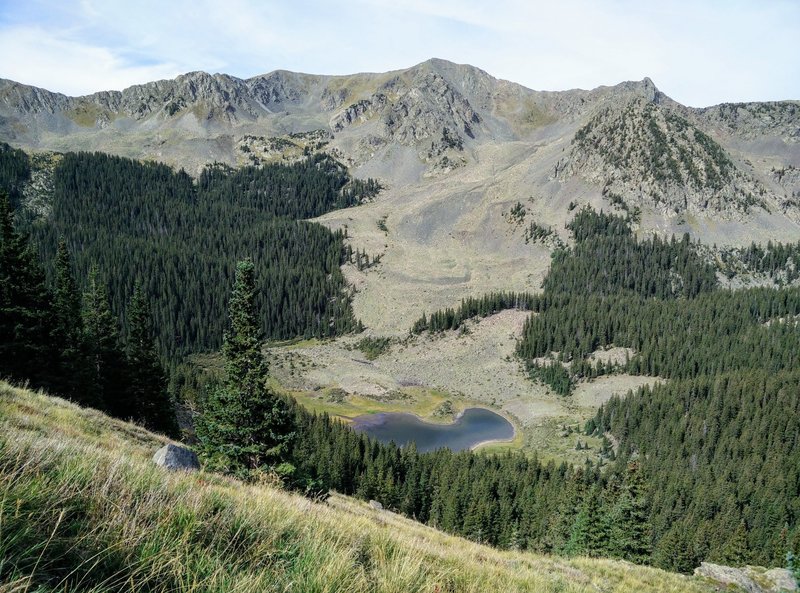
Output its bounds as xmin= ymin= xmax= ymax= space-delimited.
xmin=593 ymin=371 xmax=800 ymax=572
xmin=524 ymin=221 xmax=559 ymax=245
xmin=543 ymin=206 xmax=717 ymax=299
xmin=507 ymin=201 xmax=527 ymax=224
xmin=2 ymin=148 xmax=377 ymax=360
xmin=285 ymin=385 xmax=466 ymax=425
xmin=411 ymin=291 xmax=537 ymax=334
xmin=289 ymin=393 xmax=657 ymax=560
xmin=197 ymin=153 xmax=377 ymax=218
xmin=502 ymin=201 xmax=560 ymax=245
xmin=345 ymin=244 xmax=382 ymax=271
xmin=355 ymin=335 xmax=392 ymax=360
xmin=526 ymin=361 xmax=573 ymax=396
xmin=376 ymin=214 xmax=388 ymax=233
xmin=788 ymin=550 xmax=800 ymax=586
xmin=0 ymin=193 xmax=177 ymax=434
xmin=573 ymin=102 xmax=734 ymax=190
xmin=571 ymin=100 xmax=763 ymax=212
xmin=0 ymin=142 xmax=29 ymax=203
xmin=717 ymin=239 xmax=800 ymax=283
xmin=196 ymin=260 xmax=295 ymax=478
xmin=4 ymin=136 xmax=799 ymax=578
xmin=0 ymin=383 xmax=718 ymax=593
xmin=194 ymin=205 xmax=800 ymax=573
xmin=515 ymin=207 xmax=800 ymax=569
xmin=432 ymin=399 xmax=454 ymax=417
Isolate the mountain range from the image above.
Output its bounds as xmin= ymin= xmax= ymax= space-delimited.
xmin=2 ymin=58 xmax=799 ymax=332
xmin=4 ymin=59 xmax=800 ymax=588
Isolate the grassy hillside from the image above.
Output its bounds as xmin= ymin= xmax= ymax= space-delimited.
xmin=0 ymin=381 xmax=720 ymax=593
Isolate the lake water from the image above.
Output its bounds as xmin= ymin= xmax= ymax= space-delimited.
xmin=351 ymin=407 xmax=514 ymax=452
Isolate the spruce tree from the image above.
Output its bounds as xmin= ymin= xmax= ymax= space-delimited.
xmin=126 ymin=282 xmax=178 ymax=436
xmin=720 ymin=520 xmax=750 ymax=566
xmin=609 ymin=462 xmax=651 ymax=563
xmin=565 ymin=484 xmax=607 ymax=557
xmin=52 ymin=239 xmax=89 ymax=402
xmin=196 ymin=259 xmax=295 ymax=477
xmin=82 ymin=265 xmax=126 ymax=414
xmin=0 ymin=192 xmax=54 ymax=388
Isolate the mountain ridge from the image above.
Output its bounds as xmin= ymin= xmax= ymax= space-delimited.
xmin=3 ymin=58 xmax=800 ymax=335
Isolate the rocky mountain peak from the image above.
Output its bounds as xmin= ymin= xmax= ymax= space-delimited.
xmin=554 ymin=95 xmax=792 ymax=219
xmin=0 ymin=61 xmax=798 ymax=228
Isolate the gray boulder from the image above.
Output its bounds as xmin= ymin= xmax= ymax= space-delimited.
xmin=695 ymin=562 xmax=798 ymax=593
xmin=368 ymin=500 xmax=384 ymax=511
xmin=152 ymin=444 xmax=200 ymax=471
xmin=695 ymin=563 xmax=760 ymax=593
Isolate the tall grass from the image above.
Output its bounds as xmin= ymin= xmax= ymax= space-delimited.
xmin=0 ymin=382 xmax=716 ymax=592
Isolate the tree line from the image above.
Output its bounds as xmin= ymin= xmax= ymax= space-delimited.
xmin=514 ymin=207 xmax=800 ymax=569
xmin=400 ymin=207 xmax=800 ymax=569
xmin=590 ymin=371 xmax=800 ymax=572
xmin=542 ymin=207 xmax=718 ymax=299
xmin=410 ymin=291 xmax=537 ymax=334
xmin=719 ymin=240 xmax=800 ymax=284
xmin=5 ymin=139 xmax=799 ymax=573
xmin=2 ymin=147 xmax=378 ymax=361
xmin=194 ymin=246 xmax=798 ymax=572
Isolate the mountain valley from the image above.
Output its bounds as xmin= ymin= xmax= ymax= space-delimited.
xmin=2 ymin=58 xmax=800 ymax=588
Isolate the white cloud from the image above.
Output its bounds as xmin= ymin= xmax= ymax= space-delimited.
xmin=0 ymin=26 xmax=181 ymax=95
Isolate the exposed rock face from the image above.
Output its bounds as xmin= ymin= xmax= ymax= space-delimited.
xmin=0 ymin=70 xmax=311 ymax=123
xmin=554 ymin=94 xmax=777 ymax=218
xmin=326 ymin=68 xmax=482 ymax=172
xmin=331 ymin=96 xmax=387 ymax=132
xmin=694 ymin=562 xmax=798 ymax=593
xmin=1 ymin=58 xmax=799 ymax=232
xmin=763 ymin=567 xmax=798 ymax=592
xmin=153 ymin=444 xmax=200 ymax=471
xmin=696 ymin=102 xmax=800 ymax=142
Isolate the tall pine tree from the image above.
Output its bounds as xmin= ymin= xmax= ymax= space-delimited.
xmin=608 ymin=461 xmax=651 ymax=563
xmin=196 ymin=259 xmax=295 ymax=477
xmin=126 ymin=282 xmax=178 ymax=436
xmin=52 ymin=239 xmax=89 ymax=403
xmin=82 ymin=265 xmax=126 ymax=414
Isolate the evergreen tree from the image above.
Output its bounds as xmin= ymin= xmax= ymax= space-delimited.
xmin=0 ymin=192 xmax=54 ymax=389
xmin=609 ymin=462 xmax=651 ymax=563
xmin=125 ymin=282 xmax=178 ymax=436
xmin=51 ymin=239 xmax=89 ymax=402
xmin=196 ymin=260 xmax=296 ymax=477
xmin=654 ymin=525 xmax=698 ymax=573
xmin=82 ymin=265 xmax=126 ymax=413
xmin=8 ymin=151 xmax=370 ymax=359
xmin=719 ymin=520 xmax=750 ymax=566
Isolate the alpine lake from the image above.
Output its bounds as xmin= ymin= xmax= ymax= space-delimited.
xmin=351 ymin=407 xmax=515 ymax=453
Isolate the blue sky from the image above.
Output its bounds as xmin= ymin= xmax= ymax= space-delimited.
xmin=0 ymin=0 xmax=798 ymax=107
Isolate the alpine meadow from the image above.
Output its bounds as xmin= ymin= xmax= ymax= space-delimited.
xmin=1 ymin=22 xmax=800 ymax=593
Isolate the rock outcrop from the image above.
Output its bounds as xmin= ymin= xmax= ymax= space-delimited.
xmin=694 ymin=562 xmax=797 ymax=593
xmin=553 ymin=92 xmax=778 ymax=218
xmin=152 ymin=444 xmax=200 ymax=471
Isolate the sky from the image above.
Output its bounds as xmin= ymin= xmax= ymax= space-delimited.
xmin=0 ymin=0 xmax=798 ymax=107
